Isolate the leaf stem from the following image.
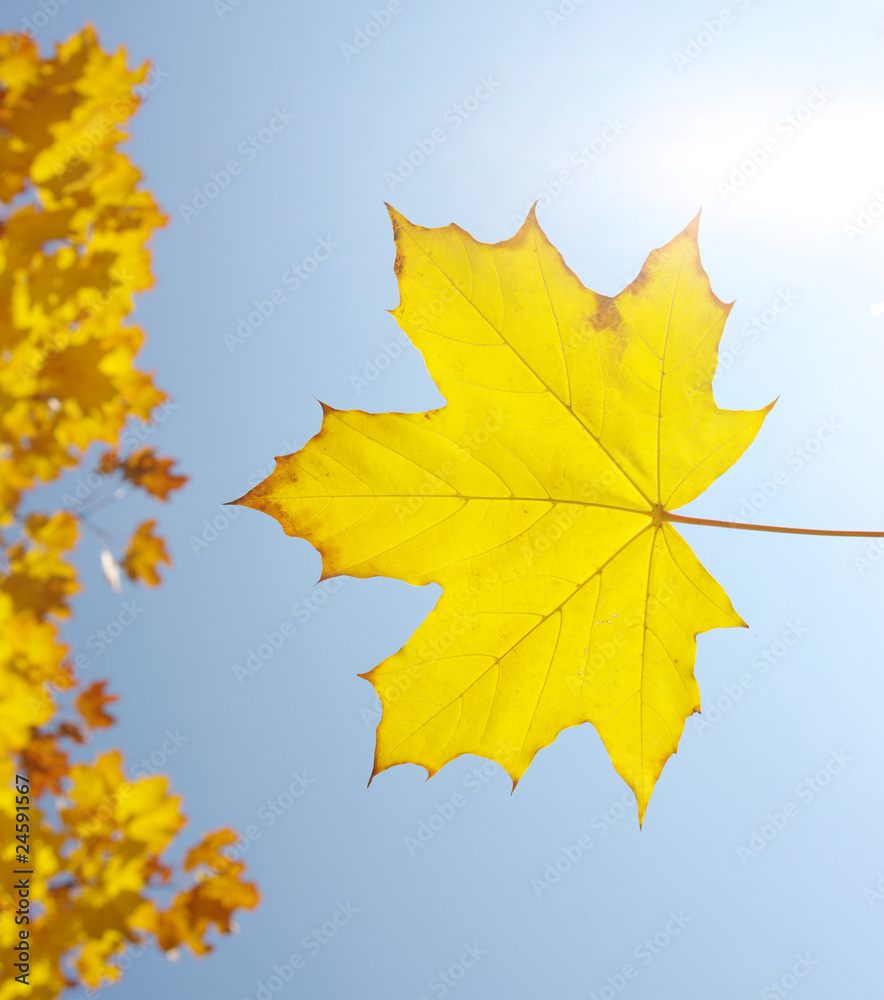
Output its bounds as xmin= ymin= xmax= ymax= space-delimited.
xmin=663 ymin=512 xmax=884 ymax=538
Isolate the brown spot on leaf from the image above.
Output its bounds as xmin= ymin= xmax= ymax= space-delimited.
xmin=588 ymin=297 xmax=628 ymax=361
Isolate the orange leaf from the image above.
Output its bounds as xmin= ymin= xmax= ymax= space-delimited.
xmin=20 ymin=732 xmax=71 ymax=795
xmin=184 ymin=829 xmax=240 ymax=872
xmin=96 ymin=450 xmax=120 ymax=476
xmin=120 ymin=447 xmax=187 ymax=501
xmin=121 ymin=519 xmax=171 ymax=586
xmin=76 ymin=679 xmax=119 ymax=728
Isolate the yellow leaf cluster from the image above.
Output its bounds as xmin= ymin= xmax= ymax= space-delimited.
xmin=0 ymin=27 xmax=165 ymax=524
xmin=0 ymin=29 xmax=258 ymax=997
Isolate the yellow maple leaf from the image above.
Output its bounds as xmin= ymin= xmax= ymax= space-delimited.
xmin=121 ymin=519 xmax=170 ymax=586
xmin=2 ymin=512 xmax=79 ymax=620
xmin=183 ymin=829 xmax=240 ymax=872
xmin=62 ymin=751 xmax=184 ymax=855
xmin=38 ymin=341 xmax=118 ymax=412
xmin=23 ymin=511 xmax=79 ymax=552
xmin=237 ymin=207 xmax=774 ymax=823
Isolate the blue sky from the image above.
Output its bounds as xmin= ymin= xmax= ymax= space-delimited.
xmin=6 ymin=0 xmax=884 ymax=997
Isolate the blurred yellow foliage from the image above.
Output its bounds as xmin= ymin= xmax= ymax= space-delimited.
xmin=0 ymin=27 xmax=258 ymax=997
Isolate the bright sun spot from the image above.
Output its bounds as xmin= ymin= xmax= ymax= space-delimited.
xmin=654 ymin=97 xmax=884 ymax=228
